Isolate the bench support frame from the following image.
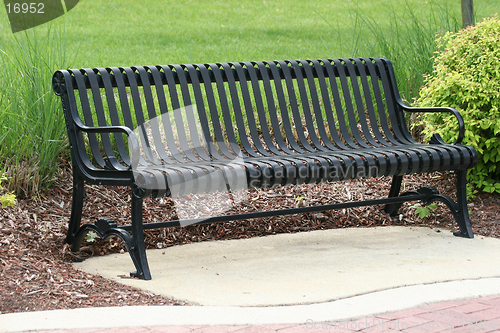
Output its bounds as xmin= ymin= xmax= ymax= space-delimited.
xmin=384 ymin=170 xmax=473 ymax=238
xmin=67 ymin=173 xmax=474 ymax=280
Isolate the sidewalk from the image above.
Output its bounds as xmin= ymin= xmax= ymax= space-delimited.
xmin=11 ymin=295 xmax=500 ymax=332
xmin=2 ymin=226 xmax=500 ymax=333
xmin=4 ymin=294 xmax=500 ymax=333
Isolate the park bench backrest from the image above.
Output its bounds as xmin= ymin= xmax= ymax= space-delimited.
xmin=55 ymin=58 xmax=411 ymax=172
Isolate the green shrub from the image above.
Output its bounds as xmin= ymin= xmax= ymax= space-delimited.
xmin=415 ymin=15 xmax=500 ymax=194
xmin=0 ymin=173 xmax=16 ymax=208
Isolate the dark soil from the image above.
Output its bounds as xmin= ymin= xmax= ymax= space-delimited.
xmin=1 ymin=166 xmax=499 ymax=314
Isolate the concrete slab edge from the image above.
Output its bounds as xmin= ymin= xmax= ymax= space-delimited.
xmin=2 ymin=277 xmax=500 ymax=333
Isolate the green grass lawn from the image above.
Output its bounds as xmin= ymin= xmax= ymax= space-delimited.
xmin=0 ymin=0 xmax=496 ymax=68
xmin=0 ymin=0 xmax=498 ymax=195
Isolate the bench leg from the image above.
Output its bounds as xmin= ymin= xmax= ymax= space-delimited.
xmin=410 ymin=171 xmax=473 ymax=238
xmin=451 ymin=170 xmax=474 ymax=238
xmin=384 ymin=175 xmax=404 ymax=216
xmin=66 ymin=173 xmax=85 ymax=245
xmin=66 ymin=182 xmax=152 ymax=279
xmin=129 ymin=192 xmax=152 ymax=280
xmin=383 ymin=172 xmax=473 ymax=238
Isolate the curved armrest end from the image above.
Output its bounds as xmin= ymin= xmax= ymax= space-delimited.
xmin=401 ymin=105 xmax=464 ymax=145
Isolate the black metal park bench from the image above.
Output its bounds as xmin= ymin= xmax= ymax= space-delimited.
xmin=53 ymin=58 xmax=477 ymax=280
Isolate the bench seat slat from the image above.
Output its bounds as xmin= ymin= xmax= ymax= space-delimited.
xmin=128 ymin=142 xmax=474 ymax=197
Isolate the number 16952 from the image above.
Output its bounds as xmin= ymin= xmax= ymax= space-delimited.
xmin=6 ymin=3 xmax=45 ymax=14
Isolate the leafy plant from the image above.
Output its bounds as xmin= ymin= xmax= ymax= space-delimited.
xmin=409 ymin=203 xmax=437 ymax=218
xmin=84 ymin=231 xmax=99 ymax=243
xmin=0 ymin=173 xmax=16 ymax=208
xmin=414 ymin=15 xmax=500 ymax=194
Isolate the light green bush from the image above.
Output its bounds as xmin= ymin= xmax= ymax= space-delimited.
xmin=415 ymin=15 xmax=500 ymax=194
xmin=0 ymin=174 xmax=16 ymax=208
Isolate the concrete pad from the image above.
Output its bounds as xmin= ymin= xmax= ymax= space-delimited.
xmin=73 ymin=226 xmax=500 ymax=307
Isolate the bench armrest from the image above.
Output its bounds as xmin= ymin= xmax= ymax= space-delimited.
xmin=400 ymin=105 xmax=465 ymax=145
xmin=74 ymin=121 xmax=140 ymax=168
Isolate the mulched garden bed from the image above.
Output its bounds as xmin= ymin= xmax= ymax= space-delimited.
xmin=1 ymin=165 xmax=498 ymax=314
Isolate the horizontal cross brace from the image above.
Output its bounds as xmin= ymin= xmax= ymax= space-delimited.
xmin=119 ymin=193 xmax=424 ymax=232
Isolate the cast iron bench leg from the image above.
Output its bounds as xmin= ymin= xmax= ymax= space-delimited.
xmin=64 ymin=175 xmax=152 ymax=279
xmin=66 ymin=173 xmax=84 ymax=245
xmin=453 ymin=170 xmax=474 ymax=238
xmin=129 ymin=193 xmax=152 ymax=280
xmin=383 ymin=172 xmax=473 ymax=239
xmin=384 ymin=175 xmax=403 ymax=216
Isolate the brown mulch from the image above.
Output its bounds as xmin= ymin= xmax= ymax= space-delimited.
xmin=0 ymin=166 xmax=499 ymax=314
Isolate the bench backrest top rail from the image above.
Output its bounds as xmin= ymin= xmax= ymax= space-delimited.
xmin=54 ymin=59 xmax=385 ymax=90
